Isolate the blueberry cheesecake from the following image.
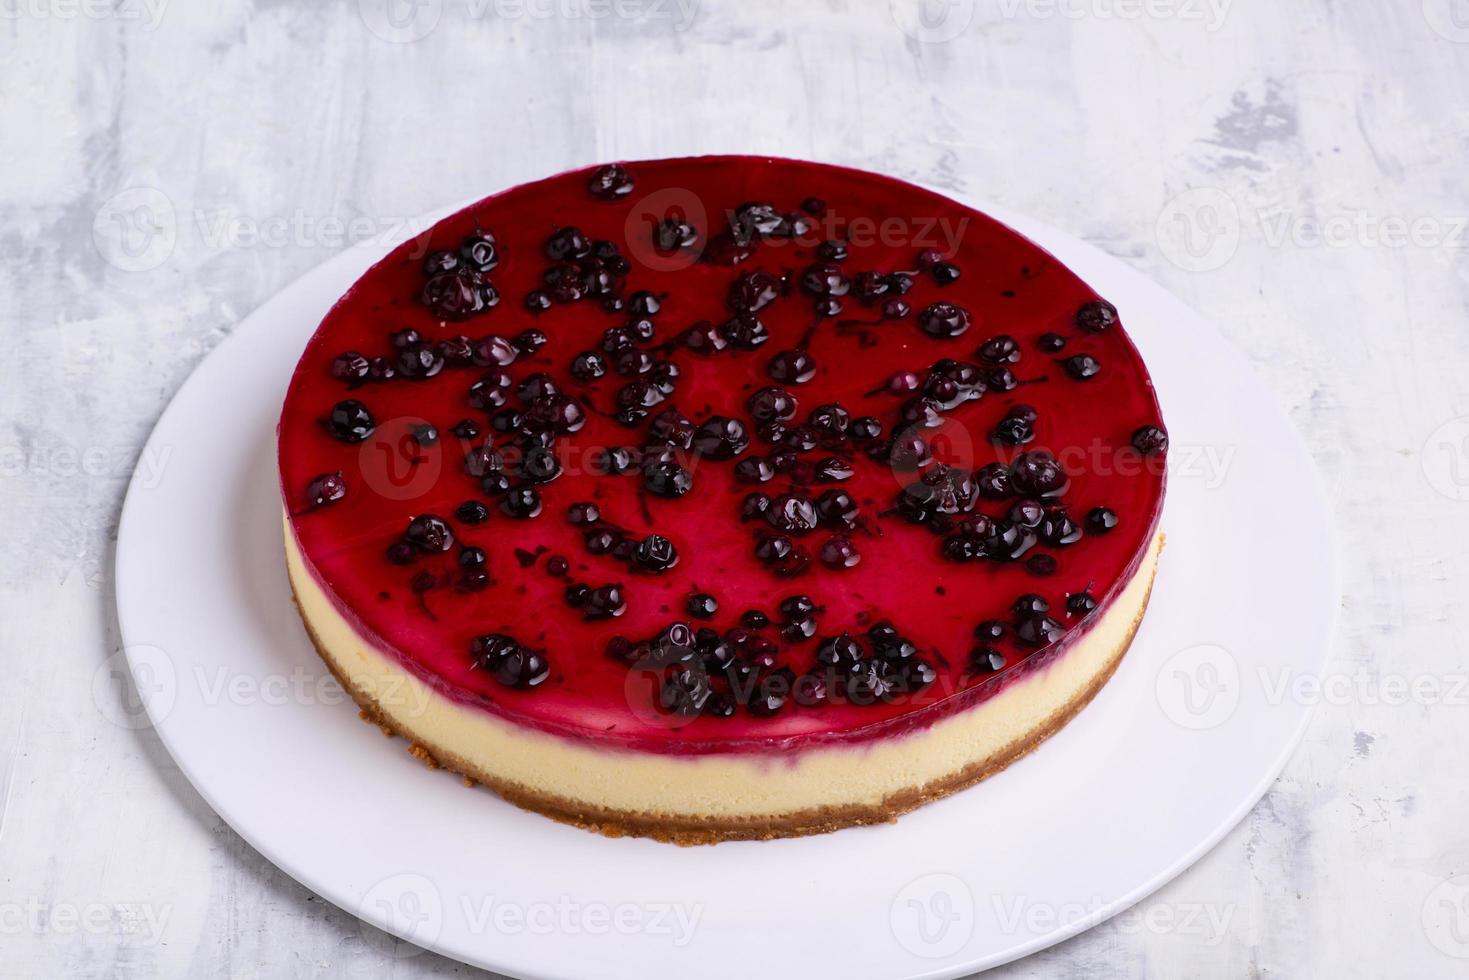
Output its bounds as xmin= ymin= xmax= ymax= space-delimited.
xmin=278 ymin=156 xmax=1166 ymax=844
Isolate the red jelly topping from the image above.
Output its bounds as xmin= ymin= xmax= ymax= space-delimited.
xmin=279 ymin=156 xmax=1165 ymax=754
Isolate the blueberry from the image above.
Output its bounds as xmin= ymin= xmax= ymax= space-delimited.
xmin=501 ymin=486 xmax=542 ymax=519
xmin=970 ymin=647 xmax=1006 ymax=674
xmin=1037 ymin=332 xmax=1067 ymax=352
xmin=410 ymin=423 xmax=439 ymax=447
xmin=326 ymin=400 xmax=375 ymax=443
xmin=587 ymin=163 xmax=635 ymax=199
xmin=747 ymin=386 xmax=798 ymax=423
xmin=634 ymin=534 xmax=679 ymax=572
xmin=1015 ymin=614 xmax=1065 ymax=647
xmin=931 ymin=261 xmax=961 ymax=285
xmin=584 ymin=584 xmax=627 ymax=620
xmin=1064 ymin=354 xmax=1101 ymax=380
xmin=304 ymin=472 xmax=346 ymax=509
xmin=687 ymin=593 xmax=718 ymax=619
xmin=978 ymin=334 xmax=1020 ymax=364
xmin=643 ymin=459 xmax=694 ymax=498
xmin=693 ymin=416 xmax=750 ymax=460
xmin=1086 ymin=506 xmax=1119 ymax=533
xmin=456 ymin=499 xmax=490 ymax=525
xmin=918 ymin=302 xmax=971 ymax=339
xmin=545 ymin=226 xmax=591 ymax=261
xmin=974 ymin=620 xmax=1007 ymax=642
xmin=820 ymin=534 xmax=861 ymax=568
xmin=1131 ymin=425 xmax=1169 ymax=455
xmin=849 ymin=416 xmax=883 ymax=441
xmin=1066 ymin=592 xmax=1098 ymax=616
xmin=1076 ymin=300 xmax=1118 ymax=332
xmin=330 ymin=352 xmax=370 ymax=385
xmin=767 ymin=349 xmax=817 ymax=384
xmin=404 ymin=514 xmax=454 ymax=553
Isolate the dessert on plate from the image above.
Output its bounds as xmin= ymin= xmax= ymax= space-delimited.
xmin=278 ymin=156 xmax=1167 ymax=844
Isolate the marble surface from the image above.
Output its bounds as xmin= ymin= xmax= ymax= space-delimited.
xmin=4 ymin=1 xmax=1468 ymax=976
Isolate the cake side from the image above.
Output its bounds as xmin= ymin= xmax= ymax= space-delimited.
xmin=288 ymin=518 xmax=1161 ymax=843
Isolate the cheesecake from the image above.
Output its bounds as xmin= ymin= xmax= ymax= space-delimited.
xmin=278 ymin=156 xmax=1167 ymax=844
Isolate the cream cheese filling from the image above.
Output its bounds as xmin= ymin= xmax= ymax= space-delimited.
xmin=286 ymin=518 xmax=1161 ymax=819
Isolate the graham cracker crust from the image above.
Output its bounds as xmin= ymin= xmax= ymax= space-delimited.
xmin=291 ymin=555 xmax=1158 ymax=846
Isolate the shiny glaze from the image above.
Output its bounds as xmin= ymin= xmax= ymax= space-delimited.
xmin=279 ymin=156 xmax=1165 ymax=754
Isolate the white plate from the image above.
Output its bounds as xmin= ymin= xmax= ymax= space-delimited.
xmin=115 ymin=195 xmax=1336 ymax=979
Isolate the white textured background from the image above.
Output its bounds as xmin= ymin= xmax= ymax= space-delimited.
xmin=4 ymin=0 xmax=1469 ymax=976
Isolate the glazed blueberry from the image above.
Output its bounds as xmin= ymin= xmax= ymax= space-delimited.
xmin=1012 ymin=593 xmax=1050 ymax=616
xmin=330 ymin=352 xmax=370 ymax=384
xmin=451 ymin=418 xmax=481 ymax=440
xmin=931 ymin=261 xmax=961 ymax=285
xmin=779 ymin=594 xmax=817 ymax=620
xmin=686 ymin=593 xmax=718 ymax=619
xmin=524 ymin=290 xmax=553 ymax=313
xmin=628 ymin=290 xmax=661 ymax=317
xmin=304 ymin=472 xmax=346 ymax=509
xmin=746 ymin=386 xmax=799 ymax=423
xmin=458 ymin=232 xmax=499 ymax=273
xmin=410 ymin=423 xmax=439 ymax=447
xmin=1037 ymin=332 xmax=1067 ymax=352
xmin=326 ymin=400 xmax=375 ymax=443
xmin=1064 ymin=354 xmax=1101 ymax=380
xmin=974 ymin=619 xmax=1007 ymax=643
xmin=692 ymin=416 xmax=750 ymax=460
xmin=456 ymin=500 xmax=490 ymax=524
xmin=1076 ymin=299 xmax=1118 ymax=332
xmin=721 ymin=313 xmax=770 ymax=350
xmin=978 ymin=335 xmax=1020 ymax=364
xmin=1066 ymin=592 xmax=1098 ymax=616
xmin=1086 ymin=506 xmax=1119 ymax=534
xmin=545 ymin=226 xmax=591 ymax=261
xmin=643 ymin=459 xmax=694 ymax=498
xmin=655 ymin=218 xmax=698 ymax=251
xmin=819 ymin=534 xmax=861 ymax=569
xmin=501 ymin=486 xmax=542 ymax=519
xmin=404 ymin=514 xmax=454 ymax=553
xmin=634 ymin=534 xmax=679 ymax=572
xmin=728 ymin=270 xmax=782 ymax=313
xmin=1010 ymin=451 xmax=1068 ymax=497
xmin=583 ymin=583 xmax=627 ymax=619
xmin=849 ymin=416 xmax=883 ymax=441
xmin=1015 ymin=614 xmax=1065 ymax=647
xmin=767 ymin=349 xmax=817 ymax=384
xmin=741 ymin=609 xmax=770 ymax=630
xmin=514 ymin=329 xmax=548 ymax=354
xmin=1131 ymin=425 xmax=1169 ymax=455
xmin=764 ymin=493 xmax=820 ymax=534
xmin=817 ymin=239 xmax=848 ymax=261
xmin=970 ymin=647 xmax=1006 ymax=674
xmin=809 ymin=490 xmax=856 ymax=529
xmin=918 ymin=302 xmax=971 ymax=339
xmin=587 ymin=163 xmax=635 ymax=199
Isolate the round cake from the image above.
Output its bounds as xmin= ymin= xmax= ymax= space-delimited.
xmin=278 ymin=156 xmax=1167 ymax=844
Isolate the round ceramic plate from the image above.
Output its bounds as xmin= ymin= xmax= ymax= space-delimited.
xmin=114 ymin=191 xmax=1335 ymax=979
